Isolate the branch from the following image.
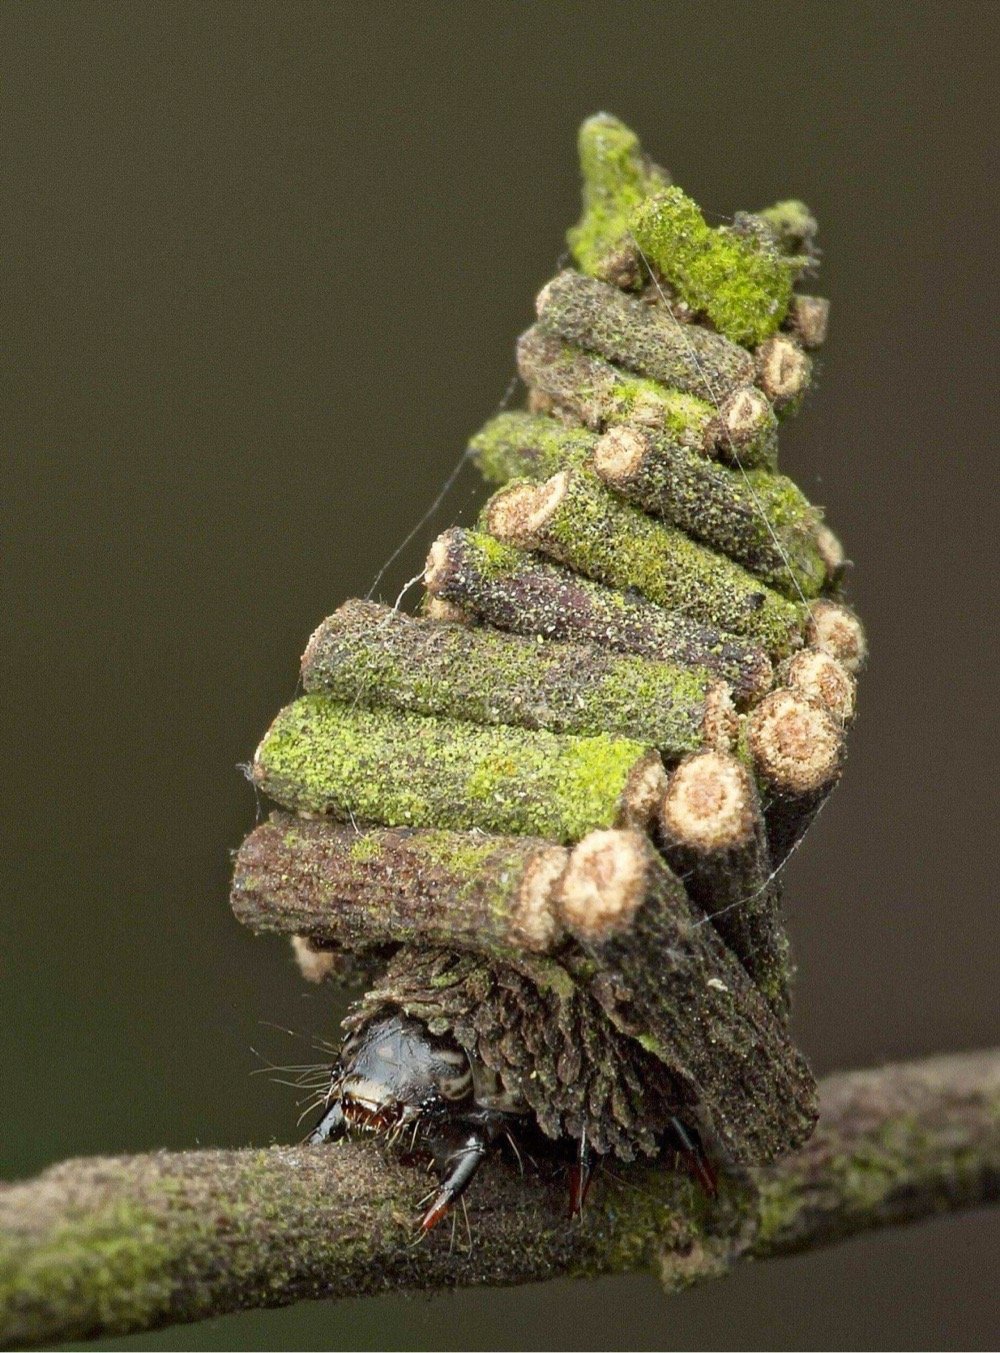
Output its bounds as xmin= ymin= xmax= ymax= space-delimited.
xmin=2 ymin=1049 xmax=997 ymax=1349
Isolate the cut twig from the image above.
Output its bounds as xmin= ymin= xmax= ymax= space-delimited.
xmin=786 ymin=294 xmax=830 ymax=349
xmin=557 ymin=829 xmax=816 ymax=1161
xmin=470 ymin=416 xmax=819 ymax=602
xmin=423 ymin=527 xmax=773 ymax=704
xmin=806 ymin=598 xmax=868 ymax=673
xmin=777 ymin=646 xmax=857 ymax=725
xmin=629 ymin=186 xmax=795 ymax=347
xmin=483 ymin=470 xmax=805 ymax=655
xmin=252 ymin=696 xmax=667 ymax=844
xmin=536 ymin=269 xmax=755 ymax=400
xmin=515 ymin=325 xmax=717 ymax=442
xmin=301 ymin=598 xmax=737 ymax=758
xmin=232 ymin=814 xmax=569 ymax=956
xmin=591 ymin=424 xmax=831 ymax=598
xmin=566 ymin=112 xmax=671 ymax=276
xmin=657 ymin=750 xmax=789 ymax=1016
xmin=755 ymin=333 xmax=812 ymax=411
xmin=701 ymin=384 xmax=779 ymax=468
xmin=745 ymin=687 xmax=845 ymax=867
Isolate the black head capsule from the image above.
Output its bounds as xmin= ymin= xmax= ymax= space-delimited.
xmin=308 ymin=1009 xmax=530 ymax=1230
xmin=312 ymin=1009 xmax=474 ymax=1137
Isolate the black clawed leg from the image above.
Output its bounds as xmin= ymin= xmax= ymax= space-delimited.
xmin=308 ymin=1100 xmax=346 ymax=1145
xmin=568 ymin=1129 xmax=596 ymax=1219
xmin=669 ymin=1116 xmax=718 ymax=1198
xmin=420 ymin=1129 xmax=490 ymax=1233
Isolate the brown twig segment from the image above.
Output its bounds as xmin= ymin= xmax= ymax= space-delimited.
xmin=777 ymin=646 xmax=857 ymax=725
xmin=755 ymin=333 xmax=813 ymax=412
xmin=591 ymin=424 xmax=831 ymax=598
xmin=3 ymin=1050 xmax=995 ymax=1350
xmin=701 ymin=385 xmax=779 ymax=468
xmin=300 ymin=599 xmax=735 ymax=758
xmin=806 ymin=598 xmax=868 ymax=674
xmin=536 ymin=269 xmax=756 ymax=400
xmin=745 ymin=687 xmax=845 ymax=867
xmin=423 ymin=528 xmax=773 ymax=705
xmin=557 ymin=830 xmax=816 ymax=1161
xmin=232 ymin=813 xmax=568 ymax=956
xmin=657 ymin=751 xmax=789 ymax=1017
xmin=252 ymin=696 xmax=667 ymax=844
xmin=786 ymin=294 xmax=830 ymax=349
xmin=515 ymin=325 xmax=718 ymax=443
xmin=482 ymin=470 xmax=805 ymax=656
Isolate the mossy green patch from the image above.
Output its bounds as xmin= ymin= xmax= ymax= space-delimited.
xmin=0 ymin=1199 xmax=189 ymax=1346
xmin=348 ymin=834 xmax=383 ymax=864
xmin=609 ymin=377 xmax=715 ymax=445
xmin=470 ymin=411 xmax=594 ymax=485
xmin=630 ymin=187 xmax=795 ymax=347
xmin=411 ymin=830 xmax=490 ymax=872
xmin=754 ymin=1110 xmax=981 ymax=1254
xmin=470 ymin=531 xmax=521 ymax=578
xmin=255 ymin=696 xmax=650 ymax=843
xmin=567 ymin=113 xmax=669 ymax=276
xmin=530 ymin=470 xmax=804 ymax=656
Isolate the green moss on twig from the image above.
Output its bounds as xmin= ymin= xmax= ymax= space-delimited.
xmin=567 ymin=113 xmax=670 ymax=276
xmin=630 ymin=187 xmax=796 ymax=347
xmin=516 ymin=327 xmax=718 ymax=442
xmin=484 ymin=470 xmax=805 ymax=656
xmin=424 ymin=527 xmax=774 ymax=703
xmin=253 ymin=695 xmax=662 ymax=843
xmin=302 ymin=598 xmax=725 ymax=758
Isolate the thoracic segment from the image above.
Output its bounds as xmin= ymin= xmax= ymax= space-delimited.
xmin=231 ymin=114 xmax=865 ymax=1172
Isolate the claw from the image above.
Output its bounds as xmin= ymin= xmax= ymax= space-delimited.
xmin=308 ymin=1100 xmax=346 ymax=1145
xmin=419 ymin=1195 xmax=453 ymax=1233
xmin=670 ymin=1116 xmax=718 ymax=1197
xmin=568 ymin=1130 xmax=596 ymax=1219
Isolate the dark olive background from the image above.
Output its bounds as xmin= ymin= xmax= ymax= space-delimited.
xmin=5 ymin=2 xmax=998 ymax=1349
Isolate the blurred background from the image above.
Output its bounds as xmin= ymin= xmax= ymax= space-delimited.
xmin=5 ymin=2 xmax=998 ymax=1348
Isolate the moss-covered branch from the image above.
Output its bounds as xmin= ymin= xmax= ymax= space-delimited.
xmin=252 ymin=696 xmax=667 ymax=843
xmin=232 ymin=814 xmax=570 ymax=955
xmin=483 ymin=469 xmax=805 ymax=655
xmin=424 ymin=527 xmax=773 ymax=704
xmin=536 ymin=270 xmax=755 ymax=400
xmin=591 ymin=425 xmax=834 ymax=598
xmin=301 ymin=598 xmax=735 ymax=758
xmin=2 ymin=1049 xmax=997 ymax=1350
xmin=514 ymin=326 xmax=721 ymax=444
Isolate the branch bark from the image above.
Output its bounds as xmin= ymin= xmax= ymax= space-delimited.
xmin=1 ymin=1049 xmax=998 ymax=1349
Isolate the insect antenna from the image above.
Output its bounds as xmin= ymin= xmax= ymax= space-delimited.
xmin=504 ymin=1128 xmax=525 ymax=1178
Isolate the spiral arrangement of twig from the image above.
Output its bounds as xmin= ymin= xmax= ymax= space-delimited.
xmin=231 ymin=115 xmax=866 ymax=1167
